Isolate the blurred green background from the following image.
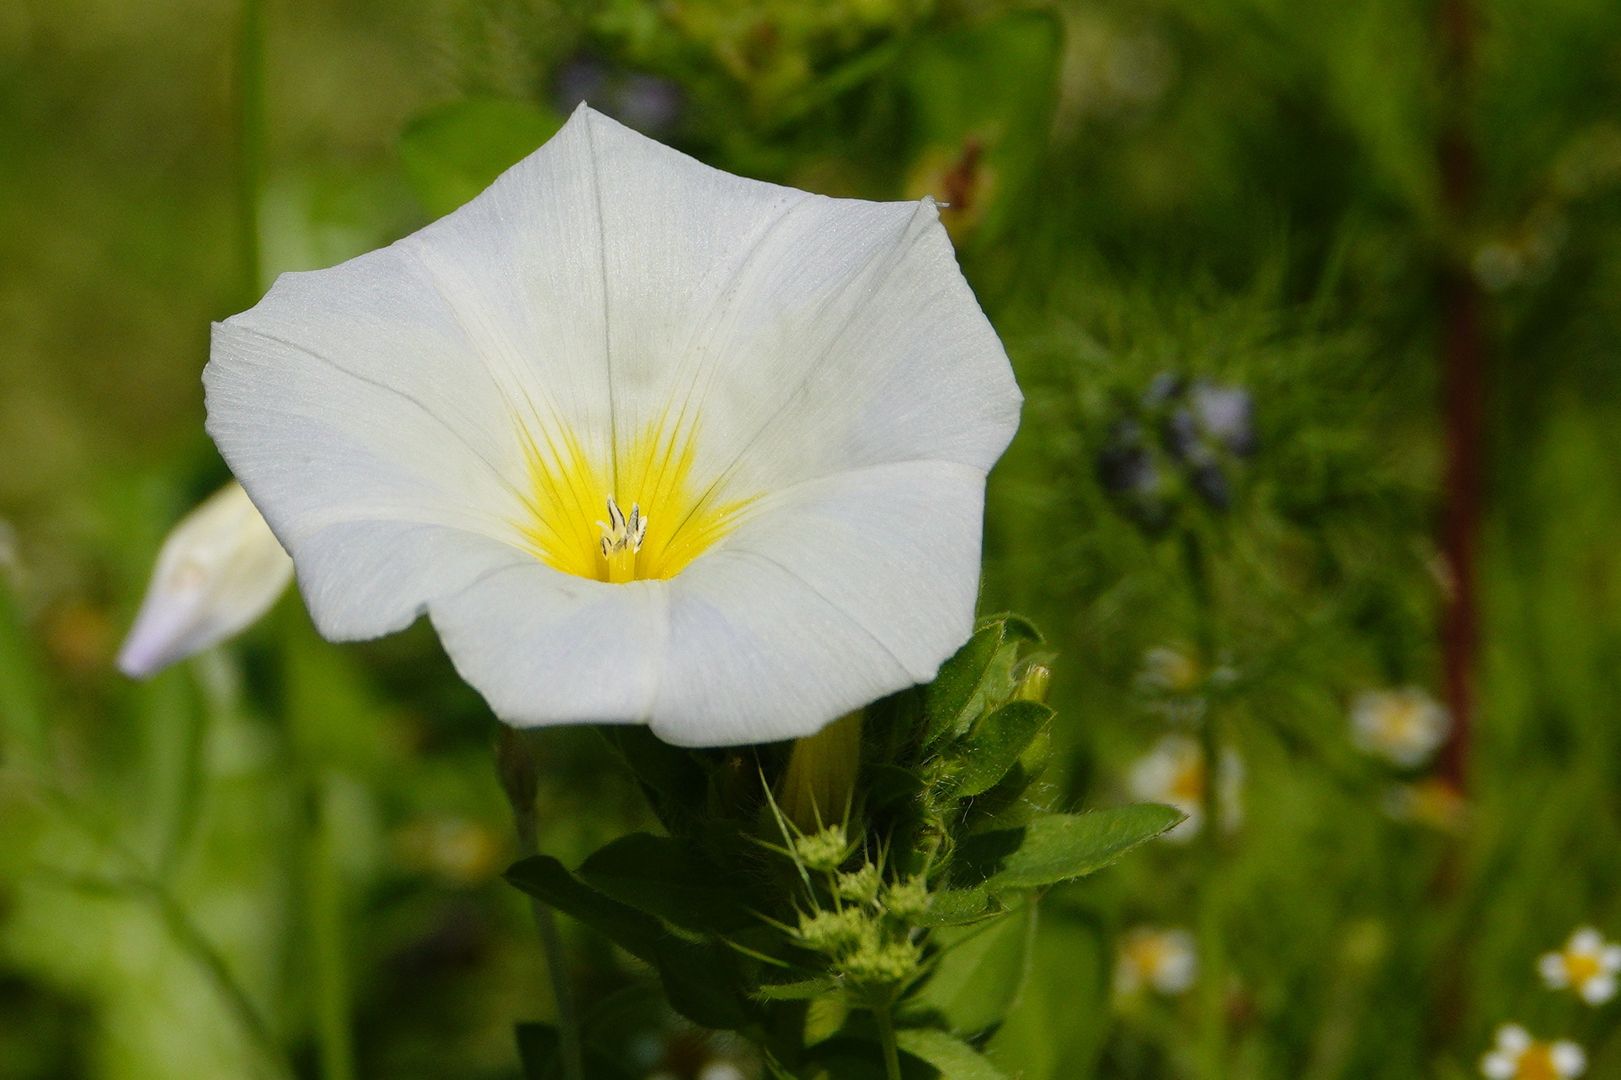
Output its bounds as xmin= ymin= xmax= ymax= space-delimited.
xmin=3 ymin=0 xmax=1621 ymax=1077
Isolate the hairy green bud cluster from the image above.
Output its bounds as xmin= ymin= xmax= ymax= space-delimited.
xmin=837 ymin=937 xmax=923 ymax=986
xmin=793 ymin=824 xmax=849 ymax=872
xmin=881 ymin=875 xmax=931 ymax=920
xmin=796 ymin=908 xmax=870 ymax=954
xmin=834 ymin=864 xmax=882 ymax=904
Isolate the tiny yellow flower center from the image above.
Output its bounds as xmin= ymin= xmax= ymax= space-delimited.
xmin=1170 ymin=758 xmax=1206 ymax=804
xmin=1376 ymin=700 xmax=1423 ymax=745
xmin=514 ymin=414 xmax=753 ymax=583
xmin=1513 ymin=1043 xmax=1560 ymax=1080
xmin=1125 ymin=934 xmax=1173 ymax=976
xmin=1564 ymin=949 xmax=1602 ymax=988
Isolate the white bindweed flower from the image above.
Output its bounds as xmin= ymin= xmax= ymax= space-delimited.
xmin=1538 ymin=927 xmax=1621 ymax=1005
xmin=118 ymin=481 xmax=294 ymax=678
xmin=1115 ymin=926 xmax=1196 ymax=997
xmin=204 ymin=106 xmax=1020 ymax=747
xmin=1481 ymin=1025 xmax=1585 ymax=1080
xmin=1127 ymin=733 xmax=1243 ymax=842
xmin=1350 ymin=686 xmax=1450 ymax=768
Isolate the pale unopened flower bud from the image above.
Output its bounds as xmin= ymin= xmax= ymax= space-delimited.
xmin=118 ymin=482 xmax=292 ymax=678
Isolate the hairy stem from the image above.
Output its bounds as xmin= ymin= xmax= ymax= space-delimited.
xmin=873 ymin=998 xmax=903 ymax=1080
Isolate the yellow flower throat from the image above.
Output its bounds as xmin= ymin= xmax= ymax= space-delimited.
xmin=515 ymin=416 xmax=750 ymax=583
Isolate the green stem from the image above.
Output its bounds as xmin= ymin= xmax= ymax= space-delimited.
xmin=236 ymin=0 xmax=266 ymax=304
xmin=307 ymin=778 xmax=357 ymax=1080
xmin=497 ymin=732 xmax=585 ymax=1080
xmin=873 ymin=998 xmax=903 ymax=1080
xmin=1181 ymin=529 xmax=1227 ymax=1080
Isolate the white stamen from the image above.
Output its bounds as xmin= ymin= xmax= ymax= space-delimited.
xmin=597 ymin=497 xmax=647 ymax=557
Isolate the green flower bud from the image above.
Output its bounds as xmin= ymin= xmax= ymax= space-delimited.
xmin=838 ymin=938 xmax=922 ymax=986
xmin=793 ymin=824 xmax=849 ymax=872
xmin=796 ymin=908 xmax=868 ymax=954
xmin=1016 ymin=663 xmax=1052 ymax=704
xmin=834 ymin=864 xmax=882 ymax=904
xmin=882 ymin=876 xmax=931 ymax=920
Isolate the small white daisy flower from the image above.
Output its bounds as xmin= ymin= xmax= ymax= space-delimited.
xmin=1350 ymin=687 xmax=1450 ymax=768
xmin=1538 ymin=927 xmax=1621 ymax=1006
xmin=118 ymin=481 xmax=294 ymax=677
xmin=1114 ymin=926 xmax=1197 ymax=997
xmin=204 ymin=106 xmax=1020 ymax=747
xmin=1481 ymin=1024 xmax=1585 ymax=1079
xmin=1127 ymin=734 xmax=1242 ymax=842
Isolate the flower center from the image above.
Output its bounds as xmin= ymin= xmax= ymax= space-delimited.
xmin=596 ymin=498 xmax=647 ymax=585
xmin=1514 ymin=1044 xmax=1559 ymax=1080
xmin=1564 ymin=950 xmax=1602 ymax=987
xmin=514 ymin=415 xmax=753 ymax=583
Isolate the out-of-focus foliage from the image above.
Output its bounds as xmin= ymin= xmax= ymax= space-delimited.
xmin=4 ymin=0 xmax=1621 ymax=1077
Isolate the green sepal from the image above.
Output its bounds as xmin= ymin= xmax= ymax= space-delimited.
xmin=952 ymin=805 xmax=1185 ymax=892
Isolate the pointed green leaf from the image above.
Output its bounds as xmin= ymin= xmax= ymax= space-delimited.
xmin=649 ymin=937 xmax=758 ymax=1031
xmin=897 ymin=1028 xmax=1011 ymax=1079
xmin=505 ymin=855 xmax=662 ymax=964
xmin=912 ymin=886 xmax=996 ymax=927
xmin=955 ymin=805 xmax=1185 ymax=891
xmin=576 ymin=833 xmax=751 ymax=934
xmin=948 ymin=701 xmax=1053 ymax=798
xmin=924 ymin=621 xmax=1025 ymax=747
xmin=753 ymin=976 xmax=840 ymax=1002
xmin=912 ymin=906 xmax=1034 ymax=1035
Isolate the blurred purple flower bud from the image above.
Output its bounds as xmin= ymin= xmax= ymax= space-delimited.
xmin=1191 ymin=380 xmax=1256 ymax=456
xmin=616 ymin=74 xmax=683 ymax=136
xmin=1162 ymin=406 xmax=1199 ymax=461
xmin=1189 ymin=461 xmax=1231 ymax=510
xmin=1143 ymin=371 xmax=1186 ymax=407
xmin=552 ymin=55 xmax=612 ymax=114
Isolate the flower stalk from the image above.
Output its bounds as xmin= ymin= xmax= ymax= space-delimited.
xmin=496 ymin=729 xmax=585 ymax=1080
xmin=1181 ymin=528 xmax=1228 ymax=1080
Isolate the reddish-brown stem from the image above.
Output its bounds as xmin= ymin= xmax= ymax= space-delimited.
xmin=1436 ymin=0 xmax=1482 ymax=792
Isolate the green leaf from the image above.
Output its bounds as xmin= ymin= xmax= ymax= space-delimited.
xmin=753 ymin=976 xmax=839 ymax=1002
xmin=600 ymin=727 xmax=709 ymax=832
xmin=912 ymin=886 xmax=996 ymax=927
xmin=577 ymin=833 xmax=751 ymax=934
xmin=399 ymin=98 xmax=563 ymax=217
xmin=911 ymin=906 xmax=1034 ymax=1035
xmin=924 ymin=622 xmax=1022 ymax=747
xmin=649 ymin=937 xmax=758 ymax=1031
xmin=504 ymin=855 xmax=662 ymax=965
xmin=897 ymin=1028 xmax=1011 ymax=1079
xmin=948 ymin=701 xmax=1053 ymax=798
xmin=955 ymin=806 xmax=1185 ymax=892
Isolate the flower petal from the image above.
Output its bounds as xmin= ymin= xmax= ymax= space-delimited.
xmin=205 ymin=106 xmax=1019 ymax=741
xmin=650 ymin=459 xmax=988 ymax=745
xmin=426 ymin=539 xmax=667 ymax=726
xmin=118 ymin=482 xmax=293 ymax=677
